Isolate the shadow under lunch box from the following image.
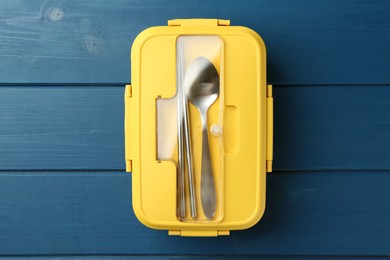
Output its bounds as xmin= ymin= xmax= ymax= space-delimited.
xmin=125 ymin=19 xmax=273 ymax=236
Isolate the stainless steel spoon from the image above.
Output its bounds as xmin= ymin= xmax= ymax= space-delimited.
xmin=184 ymin=57 xmax=219 ymax=219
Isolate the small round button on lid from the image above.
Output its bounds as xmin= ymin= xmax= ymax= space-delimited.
xmin=210 ymin=124 xmax=223 ymax=136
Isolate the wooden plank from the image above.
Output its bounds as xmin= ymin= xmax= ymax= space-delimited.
xmin=273 ymin=85 xmax=390 ymax=170
xmin=0 ymin=0 xmax=389 ymax=84
xmin=9 ymin=256 xmax=376 ymax=259
xmin=0 ymin=86 xmax=124 ymax=170
xmin=0 ymin=256 xmax=387 ymax=259
xmin=1 ymin=86 xmax=390 ymax=171
xmin=0 ymin=171 xmax=389 ymax=255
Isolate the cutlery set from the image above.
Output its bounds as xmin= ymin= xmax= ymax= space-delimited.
xmin=177 ymin=56 xmax=220 ymax=220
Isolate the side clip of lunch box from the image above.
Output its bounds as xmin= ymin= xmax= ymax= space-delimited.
xmin=125 ymin=19 xmax=273 ymax=236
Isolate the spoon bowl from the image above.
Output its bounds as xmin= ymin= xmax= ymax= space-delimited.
xmin=185 ymin=58 xmax=220 ymax=111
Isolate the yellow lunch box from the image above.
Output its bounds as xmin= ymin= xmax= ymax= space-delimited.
xmin=125 ymin=19 xmax=273 ymax=237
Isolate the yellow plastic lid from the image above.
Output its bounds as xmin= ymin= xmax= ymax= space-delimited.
xmin=125 ymin=19 xmax=273 ymax=236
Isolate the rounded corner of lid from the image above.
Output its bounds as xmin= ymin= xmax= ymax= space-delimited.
xmin=231 ymin=195 xmax=266 ymax=231
xmin=132 ymin=200 xmax=161 ymax=230
xmin=131 ymin=26 xmax=165 ymax=54
xmin=233 ymin=26 xmax=267 ymax=53
xmin=243 ymin=206 xmax=266 ymax=231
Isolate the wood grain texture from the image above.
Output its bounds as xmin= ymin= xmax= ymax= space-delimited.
xmin=273 ymin=86 xmax=390 ymax=170
xmin=0 ymin=172 xmax=389 ymax=256
xmin=0 ymin=86 xmax=124 ymax=170
xmin=0 ymin=258 xmax=385 ymax=260
xmin=1 ymin=255 xmax=378 ymax=260
xmin=1 ymin=86 xmax=390 ymax=171
xmin=1 ymin=0 xmax=390 ymax=258
xmin=0 ymin=0 xmax=389 ymax=84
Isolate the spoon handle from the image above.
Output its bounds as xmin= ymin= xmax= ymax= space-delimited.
xmin=200 ymin=118 xmax=216 ymax=219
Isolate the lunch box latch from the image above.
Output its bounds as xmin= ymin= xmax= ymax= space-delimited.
xmin=168 ymin=19 xmax=230 ymax=27
xmin=125 ymin=84 xmax=136 ymax=172
xmin=266 ymin=84 xmax=273 ymax=173
xmin=169 ymin=229 xmax=230 ymax=237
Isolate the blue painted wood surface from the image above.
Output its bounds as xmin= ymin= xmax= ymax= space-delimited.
xmin=0 ymin=86 xmax=123 ymax=170
xmin=1 ymin=86 xmax=390 ymax=171
xmin=0 ymin=172 xmax=389 ymax=256
xmin=0 ymin=0 xmax=390 ymax=84
xmin=0 ymin=0 xmax=390 ymax=258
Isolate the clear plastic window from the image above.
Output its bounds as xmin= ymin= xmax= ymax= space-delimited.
xmin=157 ymin=36 xmax=224 ymax=222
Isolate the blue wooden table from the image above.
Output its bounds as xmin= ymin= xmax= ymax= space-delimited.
xmin=1 ymin=0 xmax=390 ymax=258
